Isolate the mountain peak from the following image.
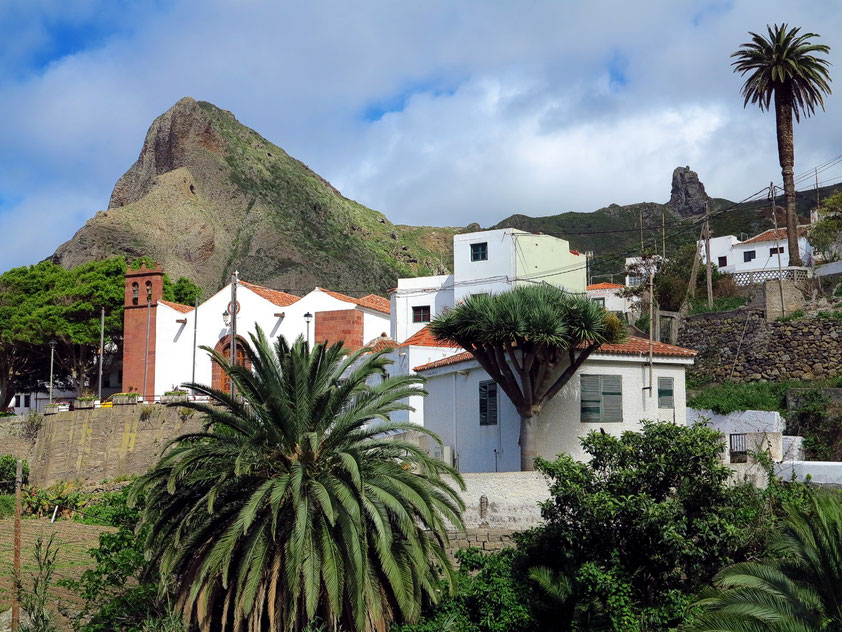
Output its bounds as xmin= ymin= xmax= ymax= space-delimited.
xmin=667 ymin=165 xmax=710 ymax=217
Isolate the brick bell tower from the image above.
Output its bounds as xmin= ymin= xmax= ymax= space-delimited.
xmin=122 ymin=264 xmax=164 ymax=401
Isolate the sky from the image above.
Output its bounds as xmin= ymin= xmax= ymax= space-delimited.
xmin=1 ymin=0 xmax=842 ymax=271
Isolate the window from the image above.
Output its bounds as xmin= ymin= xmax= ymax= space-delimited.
xmin=580 ymin=374 xmax=622 ymax=422
xmin=743 ymin=250 xmax=756 ymax=263
xmin=14 ymin=395 xmax=20 ymax=407
xmin=412 ymin=305 xmax=431 ymax=323
xmin=591 ymin=297 xmax=605 ymax=308
xmin=479 ymin=380 xmax=498 ymax=426
xmin=24 ymin=394 xmax=30 ymax=408
xmin=470 ymin=242 xmax=488 ymax=262
xmin=657 ymin=377 xmax=674 ymax=409
xmin=770 ymin=246 xmax=784 ymax=256
xmin=717 ymin=256 xmax=727 ymax=267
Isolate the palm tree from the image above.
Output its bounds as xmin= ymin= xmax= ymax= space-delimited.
xmin=690 ymin=492 xmax=842 ymax=632
xmin=430 ymin=284 xmax=625 ymax=471
xmin=130 ymin=328 xmax=465 ymax=632
xmin=732 ymin=24 xmax=831 ymax=266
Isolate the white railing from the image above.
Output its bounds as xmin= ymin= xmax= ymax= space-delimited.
xmin=730 ymin=266 xmax=811 ymax=287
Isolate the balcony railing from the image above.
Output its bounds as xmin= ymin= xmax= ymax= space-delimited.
xmin=730 ymin=266 xmax=811 ymax=287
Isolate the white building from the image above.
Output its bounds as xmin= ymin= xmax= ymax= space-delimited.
xmin=415 ymin=337 xmax=696 ymax=472
xmin=123 ymin=266 xmax=391 ymax=401
xmin=586 ymin=282 xmax=634 ymax=317
xmin=700 ymin=227 xmax=812 ymax=284
xmin=390 ymin=229 xmax=586 ymax=342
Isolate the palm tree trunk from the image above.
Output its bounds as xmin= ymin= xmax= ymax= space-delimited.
xmin=519 ymin=413 xmax=538 ymax=471
xmin=774 ymin=87 xmax=802 ymax=266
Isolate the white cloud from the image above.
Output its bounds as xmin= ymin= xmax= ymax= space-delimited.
xmin=1 ymin=0 xmax=841 ymax=270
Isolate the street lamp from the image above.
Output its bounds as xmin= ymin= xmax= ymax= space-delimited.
xmin=48 ymin=340 xmax=57 ymax=403
xmin=304 ymin=312 xmax=313 ymax=346
xmin=222 ymin=309 xmax=230 ymax=327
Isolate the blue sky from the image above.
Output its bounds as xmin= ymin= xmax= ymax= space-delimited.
xmin=1 ymin=1 xmax=841 ymax=271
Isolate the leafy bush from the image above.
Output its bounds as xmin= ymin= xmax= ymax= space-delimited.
xmin=776 ymin=309 xmax=805 ymax=322
xmin=0 ymin=454 xmax=28 ymax=493
xmin=0 ymin=493 xmax=15 ymax=517
xmin=687 ymin=381 xmax=793 ymax=414
xmin=817 ymin=310 xmax=842 ymax=321
xmin=19 ymin=535 xmax=59 ymax=632
xmin=518 ymin=421 xmax=783 ymax=630
xmin=73 ymin=485 xmax=138 ymax=526
xmin=22 ymin=411 xmax=43 ymax=440
xmin=395 ymin=548 xmax=536 ymax=632
xmin=688 ymin=296 xmax=748 ymax=315
xmin=786 ymin=388 xmax=842 ymax=460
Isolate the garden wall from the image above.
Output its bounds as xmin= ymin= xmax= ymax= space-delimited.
xmin=0 ymin=405 xmax=203 ymax=486
xmin=677 ymin=309 xmax=842 ymax=383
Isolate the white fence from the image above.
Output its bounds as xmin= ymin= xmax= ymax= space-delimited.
xmin=730 ymin=266 xmax=811 ymax=287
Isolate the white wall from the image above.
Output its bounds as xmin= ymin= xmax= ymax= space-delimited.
xmin=153 ymin=284 xmax=390 ymax=398
xmin=386 ymin=345 xmax=465 ymax=425
xmin=453 ymin=229 xmax=517 ymax=303
xmin=390 ymin=274 xmax=453 ymax=342
xmin=701 ymin=236 xmax=812 ymax=272
xmin=587 ymin=287 xmax=630 ymax=314
xmin=423 ymin=355 xmax=690 ymax=472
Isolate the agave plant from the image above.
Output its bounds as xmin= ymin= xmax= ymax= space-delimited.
xmin=691 ymin=491 xmax=842 ymax=632
xmin=131 ymin=327 xmax=465 ymax=632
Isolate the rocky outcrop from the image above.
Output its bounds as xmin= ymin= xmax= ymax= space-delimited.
xmin=667 ymin=166 xmax=711 ymax=217
xmin=51 ymin=97 xmax=456 ymax=294
xmin=678 ymin=310 xmax=842 ymax=383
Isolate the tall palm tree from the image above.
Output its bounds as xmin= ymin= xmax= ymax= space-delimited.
xmin=430 ymin=285 xmax=625 ymax=471
xmin=732 ymin=24 xmax=831 ymax=266
xmin=130 ymin=328 xmax=465 ymax=632
xmin=690 ymin=492 xmax=842 ymax=632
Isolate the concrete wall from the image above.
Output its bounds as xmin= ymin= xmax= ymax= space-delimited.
xmin=513 ymin=233 xmax=585 ymax=293
xmin=391 ymin=275 xmax=454 ymax=343
xmin=423 ymin=354 xmax=690 ymax=471
xmin=458 ymin=471 xmax=548 ymax=529
xmin=687 ymin=408 xmax=786 ymax=434
xmin=764 ymin=279 xmax=806 ymax=322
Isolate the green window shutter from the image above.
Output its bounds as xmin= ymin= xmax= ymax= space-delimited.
xmin=479 ymin=380 xmax=498 ymax=425
xmin=601 ymin=375 xmax=623 ymax=422
xmin=581 ymin=374 xmax=602 ymax=422
xmin=658 ymin=377 xmax=674 ymax=409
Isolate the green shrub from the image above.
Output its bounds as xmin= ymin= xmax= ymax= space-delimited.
xmin=395 ymin=548 xmax=536 ymax=632
xmin=0 ymin=455 xmax=28 ymax=493
xmin=688 ymin=296 xmax=748 ymax=315
xmin=817 ymin=310 xmax=842 ymax=321
xmin=777 ymin=309 xmax=805 ymax=322
xmin=687 ymin=381 xmax=793 ymax=414
xmin=0 ymin=494 xmax=15 ymax=517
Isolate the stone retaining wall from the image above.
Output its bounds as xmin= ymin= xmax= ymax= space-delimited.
xmin=444 ymin=529 xmax=516 ymax=558
xmin=677 ymin=309 xmax=842 ymax=383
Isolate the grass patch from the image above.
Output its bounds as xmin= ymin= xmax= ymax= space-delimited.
xmin=0 ymin=495 xmax=14 ymax=518
xmin=689 ymin=376 xmax=842 ymax=414
xmin=777 ymin=309 xmax=805 ymax=323
xmin=817 ymin=310 xmax=842 ymax=321
xmin=688 ymin=296 xmax=748 ymax=315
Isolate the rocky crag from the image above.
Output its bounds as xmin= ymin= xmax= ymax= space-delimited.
xmin=667 ymin=166 xmax=711 ymax=217
xmin=52 ymin=97 xmax=457 ymax=295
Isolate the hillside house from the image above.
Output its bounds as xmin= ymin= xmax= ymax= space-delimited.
xmin=586 ymin=282 xmax=634 ymax=317
xmin=415 ymin=338 xmax=696 ymax=472
xmin=700 ymin=227 xmax=812 ymax=285
xmin=121 ymin=265 xmax=390 ymax=401
xmin=389 ymin=228 xmax=586 ymax=342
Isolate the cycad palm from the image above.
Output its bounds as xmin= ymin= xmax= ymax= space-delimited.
xmin=691 ymin=492 xmax=842 ymax=632
xmin=131 ymin=327 xmax=465 ymax=632
xmin=731 ymin=24 xmax=831 ymax=265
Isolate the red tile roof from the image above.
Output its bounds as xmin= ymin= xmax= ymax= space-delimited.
xmin=240 ymin=281 xmax=300 ymax=307
xmin=742 ymin=226 xmax=808 ymax=245
xmin=398 ymin=325 xmax=461 ymax=348
xmin=587 ymin=282 xmax=625 ymax=290
xmin=159 ymin=300 xmax=193 ymax=313
xmin=317 ymin=288 xmax=391 ymax=314
xmin=367 ymin=335 xmax=397 ymax=353
xmin=413 ymin=336 xmax=696 ymax=371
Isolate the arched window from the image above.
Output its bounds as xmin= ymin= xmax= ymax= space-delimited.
xmin=221 ymin=343 xmax=247 ymax=394
xmin=131 ymin=282 xmax=139 ymax=306
xmin=145 ymin=280 xmax=152 ymax=302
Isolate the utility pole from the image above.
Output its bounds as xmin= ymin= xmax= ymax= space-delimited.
xmin=191 ymin=295 xmax=198 ymax=394
xmin=639 ymin=207 xmax=644 ymax=253
xmin=771 ymin=183 xmax=786 ymax=318
xmin=704 ymin=202 xmax=713 ymax=310
xmin=229 ymin=271 xmax=239 ymax=399
xmin=816 ymin=166 xmax=821 ymax=209
xmin=48 ymin=340 xmax=56 ymax=403
xmin=661 ymin=210 xmax=666 ymax=259
xmin=12 ymin=459 xmax=22 ymax=632
xmin=648 ymin=267 xmax=654 ymax=399
xmin=97 ymin=307 xmax=105 ymax=401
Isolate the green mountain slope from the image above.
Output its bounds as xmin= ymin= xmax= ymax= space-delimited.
xmin=52 ymin=97 xmax=458 ymax=296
